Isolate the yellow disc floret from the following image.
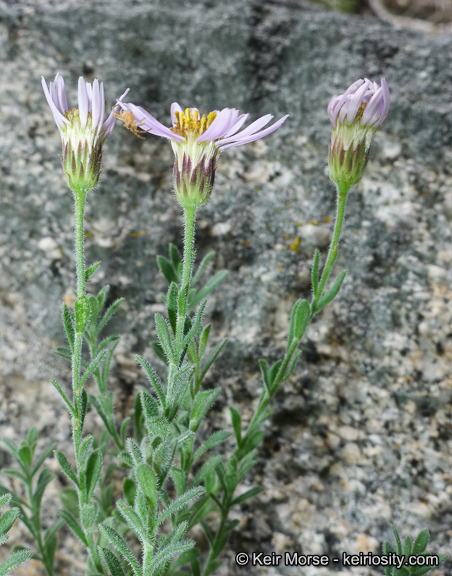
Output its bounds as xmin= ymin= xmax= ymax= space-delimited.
xmin=172 ymin=108 xmax=217 ymax=138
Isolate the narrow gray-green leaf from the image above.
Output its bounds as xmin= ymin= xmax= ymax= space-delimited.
xmin=0 ymin=549 xmax=34 ymax=576
xmin=99 ymin=525 xmax=142 ymax=576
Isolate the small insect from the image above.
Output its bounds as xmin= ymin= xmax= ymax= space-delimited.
xmin=114 ymin=109 xmax=146 ymax=139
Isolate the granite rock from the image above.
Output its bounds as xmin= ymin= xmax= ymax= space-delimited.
xmin=0 ymin=0 xmax=451 ymax=574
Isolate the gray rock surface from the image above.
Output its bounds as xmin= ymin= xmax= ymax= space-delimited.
xmin=0 ymin=0 xmax=451 ymax=574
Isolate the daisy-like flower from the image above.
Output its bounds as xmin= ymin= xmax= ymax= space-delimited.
xmin=327 ymin=78 xmax=390 ymax=189
xmin=115 ymin=100 xmax=289 ymax=207
xmin=42 ymin=73 xmax=128 ymax=194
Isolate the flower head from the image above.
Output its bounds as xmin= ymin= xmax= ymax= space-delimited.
xmin=327 ymin=78 xmax=390 ymax=189
xmin=115 ymin=100 xmax=289 ymax=207
xmin=42 ymin=73 xmax=128 ymax=194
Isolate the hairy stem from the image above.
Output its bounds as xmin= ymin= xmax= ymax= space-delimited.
xmin=175 ymin=204 xmax=197 ymax=351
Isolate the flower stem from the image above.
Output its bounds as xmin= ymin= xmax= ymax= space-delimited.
xmin=175 ymin=204 xmax=197 ymax=351
xmin=311 ymin=182 xmax=350 ymax=314
xmin=72 ymin=190 xmax=87 ymax=458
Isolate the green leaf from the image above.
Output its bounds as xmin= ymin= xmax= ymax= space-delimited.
xmin=232 ymin=486 xmax=264 ymax=505
xmin=0 ymin=509 xmax=20 ymax=534
xmin=150 ymin=341 xmax=169 ymax=366
xmin=99 ymin=547 xmax=127 ymax=576
xmin=157 ymin=255 xmax=179 ymax=284
xmin=317 ymin=269 xmax=347 ymax=312
xmin=282 ymin=348 xmax=302 ymax=382
xmin=192 ymin=455 xmax=223 ymax=488
xmin=97 ymin=298 xmax=125 ymax=333
xmin=62 ymin=304 xmax=75 ymax=352
xmin=136 ymin=464 xmax=158 ymax=512
xmin=0 ymin=495 xmax=11 ymax=510
xmin=311 ymin=249 xmax=320 ymax=296
xmin=99 ymin=525 xmax=142 ymax=576
xmin=120 ymin=418 xmax=130 ymax=447
xmin=116 ymin=500 xmax=147 ymax=543
xmin=75 ymin=295 xmax=90 ymax=334
xmin=288 ymin=299 xmax=311 ymax=347
xmin=79 ymin=389 xmax=88 ymax=429
xmin=169 ymin=243 xmax=182 ymax=271
xmin=85 ymin=450 xmax=102 ymax=501
xmin=241 ymin=430 xmax=264 ymax=456
xmin=167 ymin=282 xmax=179 ymax=334
xmin=54 ymin=451 xmax=79 ymax=487
xmin=170 ymin=468 xmax=186 ymax=497
xmin=172 ymin=548 xmax=200 ymax=570
xmin=403 ymin=536 xmax=412 ymax=558
xmin=149 ymin=540 xmax=195 ymax=573
xmin=27 ymin=427 xmax=38 ymax=451
xmin=96 ymin=285 xmax=110 ymax=315
xmin=0 ymin=549 xmax=33 ymax=576
xmin=192 ymin=251 xmax=214 ymax=286
xmin=79 ymin=350 xmax=107 ymax=388
xmin=34 ymin=468 xmax=54 ymax=510
xmin=59 ymin=488 xmax=79 ymax=518
xmin=31 ymin=442 xmax=57 ymax=478
xmin=413 ymin=530 xmax=429 ymax=554
xmin=18 ymin=446 xmax=31 ymax=469
xmin=258 ymin=359 xmax=271 ymax=395
xmin=193 ymin=431 xmax=231 ymax=462
xmin=85 ymin=261 xmax=101 ymax=283
xmin=154 ymin=313 xmax=175 ymax=363
xmin=200 ymin=338 xmax=228 ymax=383
xmin=229 ymin=407 xmax=242 ymax=445
xmin=391 ymin=525 xmax=402 ymax=556
xmin=53 ymin=346 xmax=72 ymax=361
xmin=189 ymin=388 xmax=221 ymax=433
xmin=136 ymin=356 xmax=165 ymax=406
xmin=80 ymin=503 xmax=99 ymax=530
xmin=181 ymin=300 xmax=207 ymax=353
xmin=123 ymin=478 xmax=136 ymax=507
xmin=269 ymin=359 xmax=283 ymax=384
xmin=189 ymin=271 xmax=228 ymax=309
xmin=51 ymin=380 xmax=74 ymax=416
xmin=57 ymin=509 xmax=88 ymax=546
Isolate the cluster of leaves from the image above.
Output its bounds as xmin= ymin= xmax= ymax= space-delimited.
xmin=0 ymin=428 xmax=59 ymax=575
xmin=0 ymin=494 xmax=33 ymax=576
xmin=383 ymin=526 xmax=447 ymax=576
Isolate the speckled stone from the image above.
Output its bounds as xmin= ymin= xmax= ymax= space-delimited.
xmin=0 ymin=0 xmax=451 ymax=575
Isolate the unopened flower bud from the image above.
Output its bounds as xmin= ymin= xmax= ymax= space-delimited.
xmin=42 ymin=73 xmax=128 ymax=196
xmin=327 ymin=78 xmax=390 ymax=190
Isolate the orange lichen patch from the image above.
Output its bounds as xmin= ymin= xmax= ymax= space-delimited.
xmin=85 ymin=231 xmax=93 ymax=237
xmin=297 ymin=221 xmax=303 ymax=226
xmin=132 ymin=231 xmax=148 ymax=237
xmin=172 ymin=108 xmax=217 ymax=138
xmin=324 ymin=216 xmax=331 ymax=223
xmin=284 ymin=233 xmax=290 ymax=239
xmin=278 ymin=266 xmax=283 ymax=271
xmin=289 ymin=237 xmax=300 ymax=251
xmin=243 ymin=240 xmax=250 ymax=246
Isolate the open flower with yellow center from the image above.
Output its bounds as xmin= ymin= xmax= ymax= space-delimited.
xmin=115 ymin=100 xmax=289 ymax=207
xmin=42 ymin=73 xmax=128 ymax=194
xmin=327 ymin=78 xmax=390 ymax=190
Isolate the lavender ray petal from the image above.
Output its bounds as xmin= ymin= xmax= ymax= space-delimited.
xmin=41 ymin=76 xmax=69 ymax=127
xmin=197 ymin=108 xmax=235 ymax=142
xmin=223 ymin=113 xmax=249 ymax=138
xmin=228 ymin=114 xmax=274 ymax=140
xmin=345 ymin=79 xmax=370 ymax=124
xmin=219 ymin=114 xmax=289 ymax=150
xmin=78 ymin=77 xmax=89 ymax=129
xmin=54 ymin=73 xmax=68 ymax=113
xmin=361 ymin=86 xmax=383 ymax=126
xmin=381 ymin=78 xmax=391 ymax=117
xmin=171 ymin=102 xmax=183 ymax=126
xmin=97 ymin=82 xmax=106 ymax=135
xmin=91 ymin=79 xmax=101 ymax=128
